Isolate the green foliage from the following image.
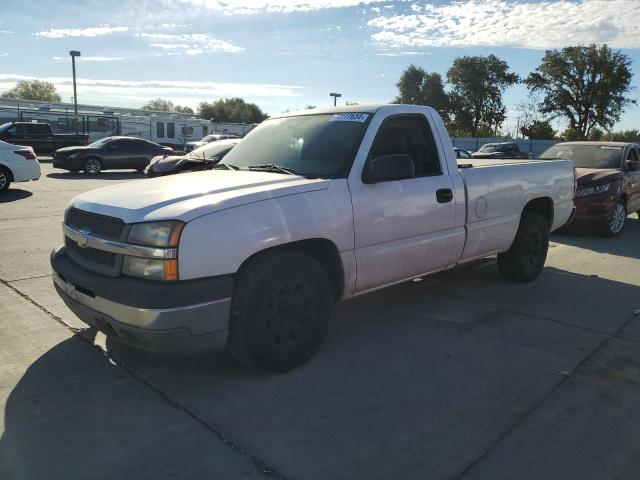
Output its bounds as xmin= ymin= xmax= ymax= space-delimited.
xmin=588 ymin=128 xmax=605 ymax=141
xmin=559 ymin=128 xmax=583 ymax=141
xmin=525 ymin=44 xmax=634 ymax=140
xmin=520 ymin=120 xmax=557 ymax=140
xmin=394 ymin=65 xmax=450 ymax=122
xmin=1 ymin=80 xmax=61 ymax=102
xmin=141 ymin=98 xmax=193 ymax=114
xmin=608 ymin=129 xmax=640 ymax=142
xmin=198 ymin=98 xmax=268 ymax=123
xmin=447 ymin=55 xmax=519 ymax=137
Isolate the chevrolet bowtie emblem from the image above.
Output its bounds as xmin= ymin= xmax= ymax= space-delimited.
xmin=77 ymin=229 xmax=90 ymax=248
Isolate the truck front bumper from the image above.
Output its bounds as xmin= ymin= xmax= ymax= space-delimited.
xmin=51 ymin=247 xmax=232 ymax=355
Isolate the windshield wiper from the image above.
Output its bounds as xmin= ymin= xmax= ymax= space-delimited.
xmin=213 ymin=163 xmax=240 ymax=171
xmin=246 ymin=164 xmax=299 ymax=175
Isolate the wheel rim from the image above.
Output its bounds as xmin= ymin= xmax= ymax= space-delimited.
xmin=86 ymin=158 xmax=100 ymax=174
xmin=261 ymin=280 xmax=317 ymax=353
xmin=609 ymin=203 xmax=626 ymax=234
xmin=0 ymin=172 xmax=6 ymax=190
xmin=523 ymin=228 xmax=542 ymax=269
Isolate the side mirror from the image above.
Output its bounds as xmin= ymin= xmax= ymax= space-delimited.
xmin=363 ymin=154 xmax=415 ymax=184
xmin=627 ymin=160 xmax=640 ymax=171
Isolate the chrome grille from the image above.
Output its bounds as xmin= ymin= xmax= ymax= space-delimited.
xmin=65 ymin=208 xmax=124 ymax=241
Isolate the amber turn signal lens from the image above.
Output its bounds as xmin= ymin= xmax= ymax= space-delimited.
xmin=164 ymin=258 xmax=178 ymax=281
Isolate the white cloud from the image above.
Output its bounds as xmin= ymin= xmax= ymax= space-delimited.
xmin=181 ymin=0 xmax=385 ymax=14
xmin=0 ymin=30 xmax=13 ymax=34
xmin=54 ymin=56 xmax=125 ymax=61
xmin=368 ymin=0 xmax=640 ymax=50
xmin=35 ymin=26 xmax=129 ymax=38
xmin=0 ymin=53 xmax=8 ymax=57
xmin=375 ymin=51 xmax=432 ymax=56
xmin=137 ymin=33 xmax=243 ymax=54
xmin=0 ymin=74 xmax=303 ymax=102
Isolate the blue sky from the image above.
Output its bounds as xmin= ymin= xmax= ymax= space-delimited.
xmin=0 ymin=0 xmax=639 ymax=133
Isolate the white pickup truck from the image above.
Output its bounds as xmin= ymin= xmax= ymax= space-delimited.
xmin=51 ymin=105 xmax=574 ymax=371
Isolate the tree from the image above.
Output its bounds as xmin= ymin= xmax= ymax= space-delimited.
xmin=142 ymin=98 xmax=175 ymax=111
xmin=447 ymin=55 xmax=519 ymax=136
xmin=525 ymin=44 xmax=634 ymax=140
xmin=198 ymin=98 xmax=267 ymax=123
xmin=609 ymin=129 xmax=640 ymax=142
xmin=305 ymin=105 xmax=316 ymax=109
xmin=175 ymin=105 xmax=194 ymax=115
xmin=1 ymin=80 xmax=61 ymax=102
xmin=394 ymin=65 xmax=450 ymax=121
xmin=520 ymin=120 xmax=557 ymax=140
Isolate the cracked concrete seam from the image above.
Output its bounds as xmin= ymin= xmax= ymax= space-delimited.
xmin=452 ymin=308 xmax=639 ymax=480
xmin=0 ymin=278 xmax=289 ymax=480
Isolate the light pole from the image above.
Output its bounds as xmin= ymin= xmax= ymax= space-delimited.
xmin=69 ymin=50 xmax=81 ymax=134
xmin=329 ymin=92 xmax=341 ymax=106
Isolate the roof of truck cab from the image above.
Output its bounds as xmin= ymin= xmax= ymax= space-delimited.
xmin=271 ymin=104 xmax=390 ymax=119
xmin=555 ymin=141 xmax=634 ymax=148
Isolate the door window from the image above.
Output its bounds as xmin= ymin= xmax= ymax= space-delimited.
xmin=627 ymin=148 xmax=638 ymax=162
xmin=368 ymin=115 xmax=442 ymax=177
xmin=167 ymin=122 xmax=175 ymax=138
xmin=157 ymin=122 xmax=165 ymax=138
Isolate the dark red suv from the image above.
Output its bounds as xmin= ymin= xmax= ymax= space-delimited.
xmin=539 ymin=141 xmax=640 ymax=236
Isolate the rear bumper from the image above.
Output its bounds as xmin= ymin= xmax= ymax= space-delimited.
xmin=11 ymin=160 xmax=41 ymax=182
xmin=51 ymin=247 xmax=232 ymax=355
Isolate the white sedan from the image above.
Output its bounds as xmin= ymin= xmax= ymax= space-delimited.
xmin=0 ymin=140 xmax=41 ymax=192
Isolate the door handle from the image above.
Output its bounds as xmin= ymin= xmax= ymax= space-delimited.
xmin=436 ymin=188 xmax=453 ymax=203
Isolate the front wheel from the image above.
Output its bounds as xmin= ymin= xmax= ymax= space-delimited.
xmin=600 ymin=201 xmax=626 ymax=237
xmin=498 ymin=212 xmax=549 ymax=283
xmin=84 ymin=157 xmax=102 ymax=175
xmin=228 ymin=250 xmax=333 ymax=372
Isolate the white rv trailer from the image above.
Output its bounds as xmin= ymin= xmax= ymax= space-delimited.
xmin=0 ymin=99 xmax=256 ymax=149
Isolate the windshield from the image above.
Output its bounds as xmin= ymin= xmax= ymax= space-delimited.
xmin=539 ymin=144 xmax=624 ymax=169
xmin=220 ymin=113 xmax=370 ymax=177
xmin=187 ymin=141 xmax=236 ymax=161
xmin=200 ymin=135 xmax=218 ymax=142
xmin=478 ymin=143 xmax=509 ymax=153
xmin=0 ymin=122 xmax=11 ymax=133
xmin=87 ymin=137 xmax=112 ymax=148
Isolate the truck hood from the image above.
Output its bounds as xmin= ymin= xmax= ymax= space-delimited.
xmin=575 ymin=168 xmax=622 ymax=185
xmin=70 ymin=170 xmax=329 ymax=223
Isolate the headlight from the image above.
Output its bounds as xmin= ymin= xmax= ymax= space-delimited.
xmin=127 ymin=221 xmax=184 ymax=247
xmin=122 ymin=257 xmax=178 ymax=281
xmin=575 ymin=182 xmax=611 ymax=198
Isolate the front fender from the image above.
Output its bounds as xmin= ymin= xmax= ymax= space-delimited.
xmin=177 ymin=180 xmax=354 ymax=280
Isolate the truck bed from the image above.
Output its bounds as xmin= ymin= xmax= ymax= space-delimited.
xmin=457 ymin=158 xmax=540 ymax=168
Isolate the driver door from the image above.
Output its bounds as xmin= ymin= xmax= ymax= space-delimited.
xmin=349 ymin=114 xmax=458 ymax=293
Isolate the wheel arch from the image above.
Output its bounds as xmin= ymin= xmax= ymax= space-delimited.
xmin=0 ymin=164 xmax=14 ymax=182
xmin=523 ymin=196 xmax=554 ymax=229
xmin=238 ymin=238 xmax=345 ymax=301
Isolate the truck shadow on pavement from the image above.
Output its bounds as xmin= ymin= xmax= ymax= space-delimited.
xmin=3 ymin=264 xmax=640 ymax=479
xmin=551 ymin=216 xmax=640 ymax=260
xmin=0 ymin=189 xmax=33 ymax=203
xmin=47 ymin=171 xmax=144 ymax=181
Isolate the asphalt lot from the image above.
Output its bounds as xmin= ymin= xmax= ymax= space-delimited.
xmin=1 ymin=160 xmax=640 ymax=479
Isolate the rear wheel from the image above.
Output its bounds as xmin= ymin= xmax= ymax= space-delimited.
xmin=600 ymin=200 xmax=626 ymax=237
xmin=0 ymin=167 xmax=11 ymax=192
xmin=228 ymin=250 xmax=333 ymax=372
xmin=498 ymin=212 xmax=549 ymax=282
xmin=84 ymin=157 xmax=102 ymax=175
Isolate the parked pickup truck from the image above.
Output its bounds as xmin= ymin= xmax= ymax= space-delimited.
xmin=50 ymin=105 xmax=575 ymax=371
xmin=0 ymin=121 xmax=90 ymax=154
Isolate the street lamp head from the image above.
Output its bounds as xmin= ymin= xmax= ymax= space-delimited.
xmin=329 ymin=92 xmax=342 ymax=98
xmin=69 ymin=50 xmax=81 ymax=57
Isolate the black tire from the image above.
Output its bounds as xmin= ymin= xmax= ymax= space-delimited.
xmin=0 ymin=166 xmax=11 ymax=192
xmin=599 ymin=200 xmax=626 ymax=237
xmin=84 ymin=157 xmax=102 ymax=175
xmin=228 ymin=250 xmax=333 ymax=372
xmin=498 ymin=212 xmax=549 ymax=283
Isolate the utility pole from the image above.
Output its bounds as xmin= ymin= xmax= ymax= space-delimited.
xmin=329 ymin=92 xmax=342 ymax=106
xmin=69 ymin=50 xmax=81 ymax=134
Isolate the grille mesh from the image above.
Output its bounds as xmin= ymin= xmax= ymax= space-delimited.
xmin=66 ymin=208 xmax=124 ymax=241
xmin=65 ymin=237 xmax=116 ymax=266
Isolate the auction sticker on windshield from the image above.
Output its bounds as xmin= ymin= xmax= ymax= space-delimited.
xmin=601 ymin=146 xmax=622 ymax=150
xmin=331 ymin=113 xmax=369 ymax=122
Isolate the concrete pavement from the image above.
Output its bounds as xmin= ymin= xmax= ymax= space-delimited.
xmin=1 ymin=163 xmax=639 ymax=479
